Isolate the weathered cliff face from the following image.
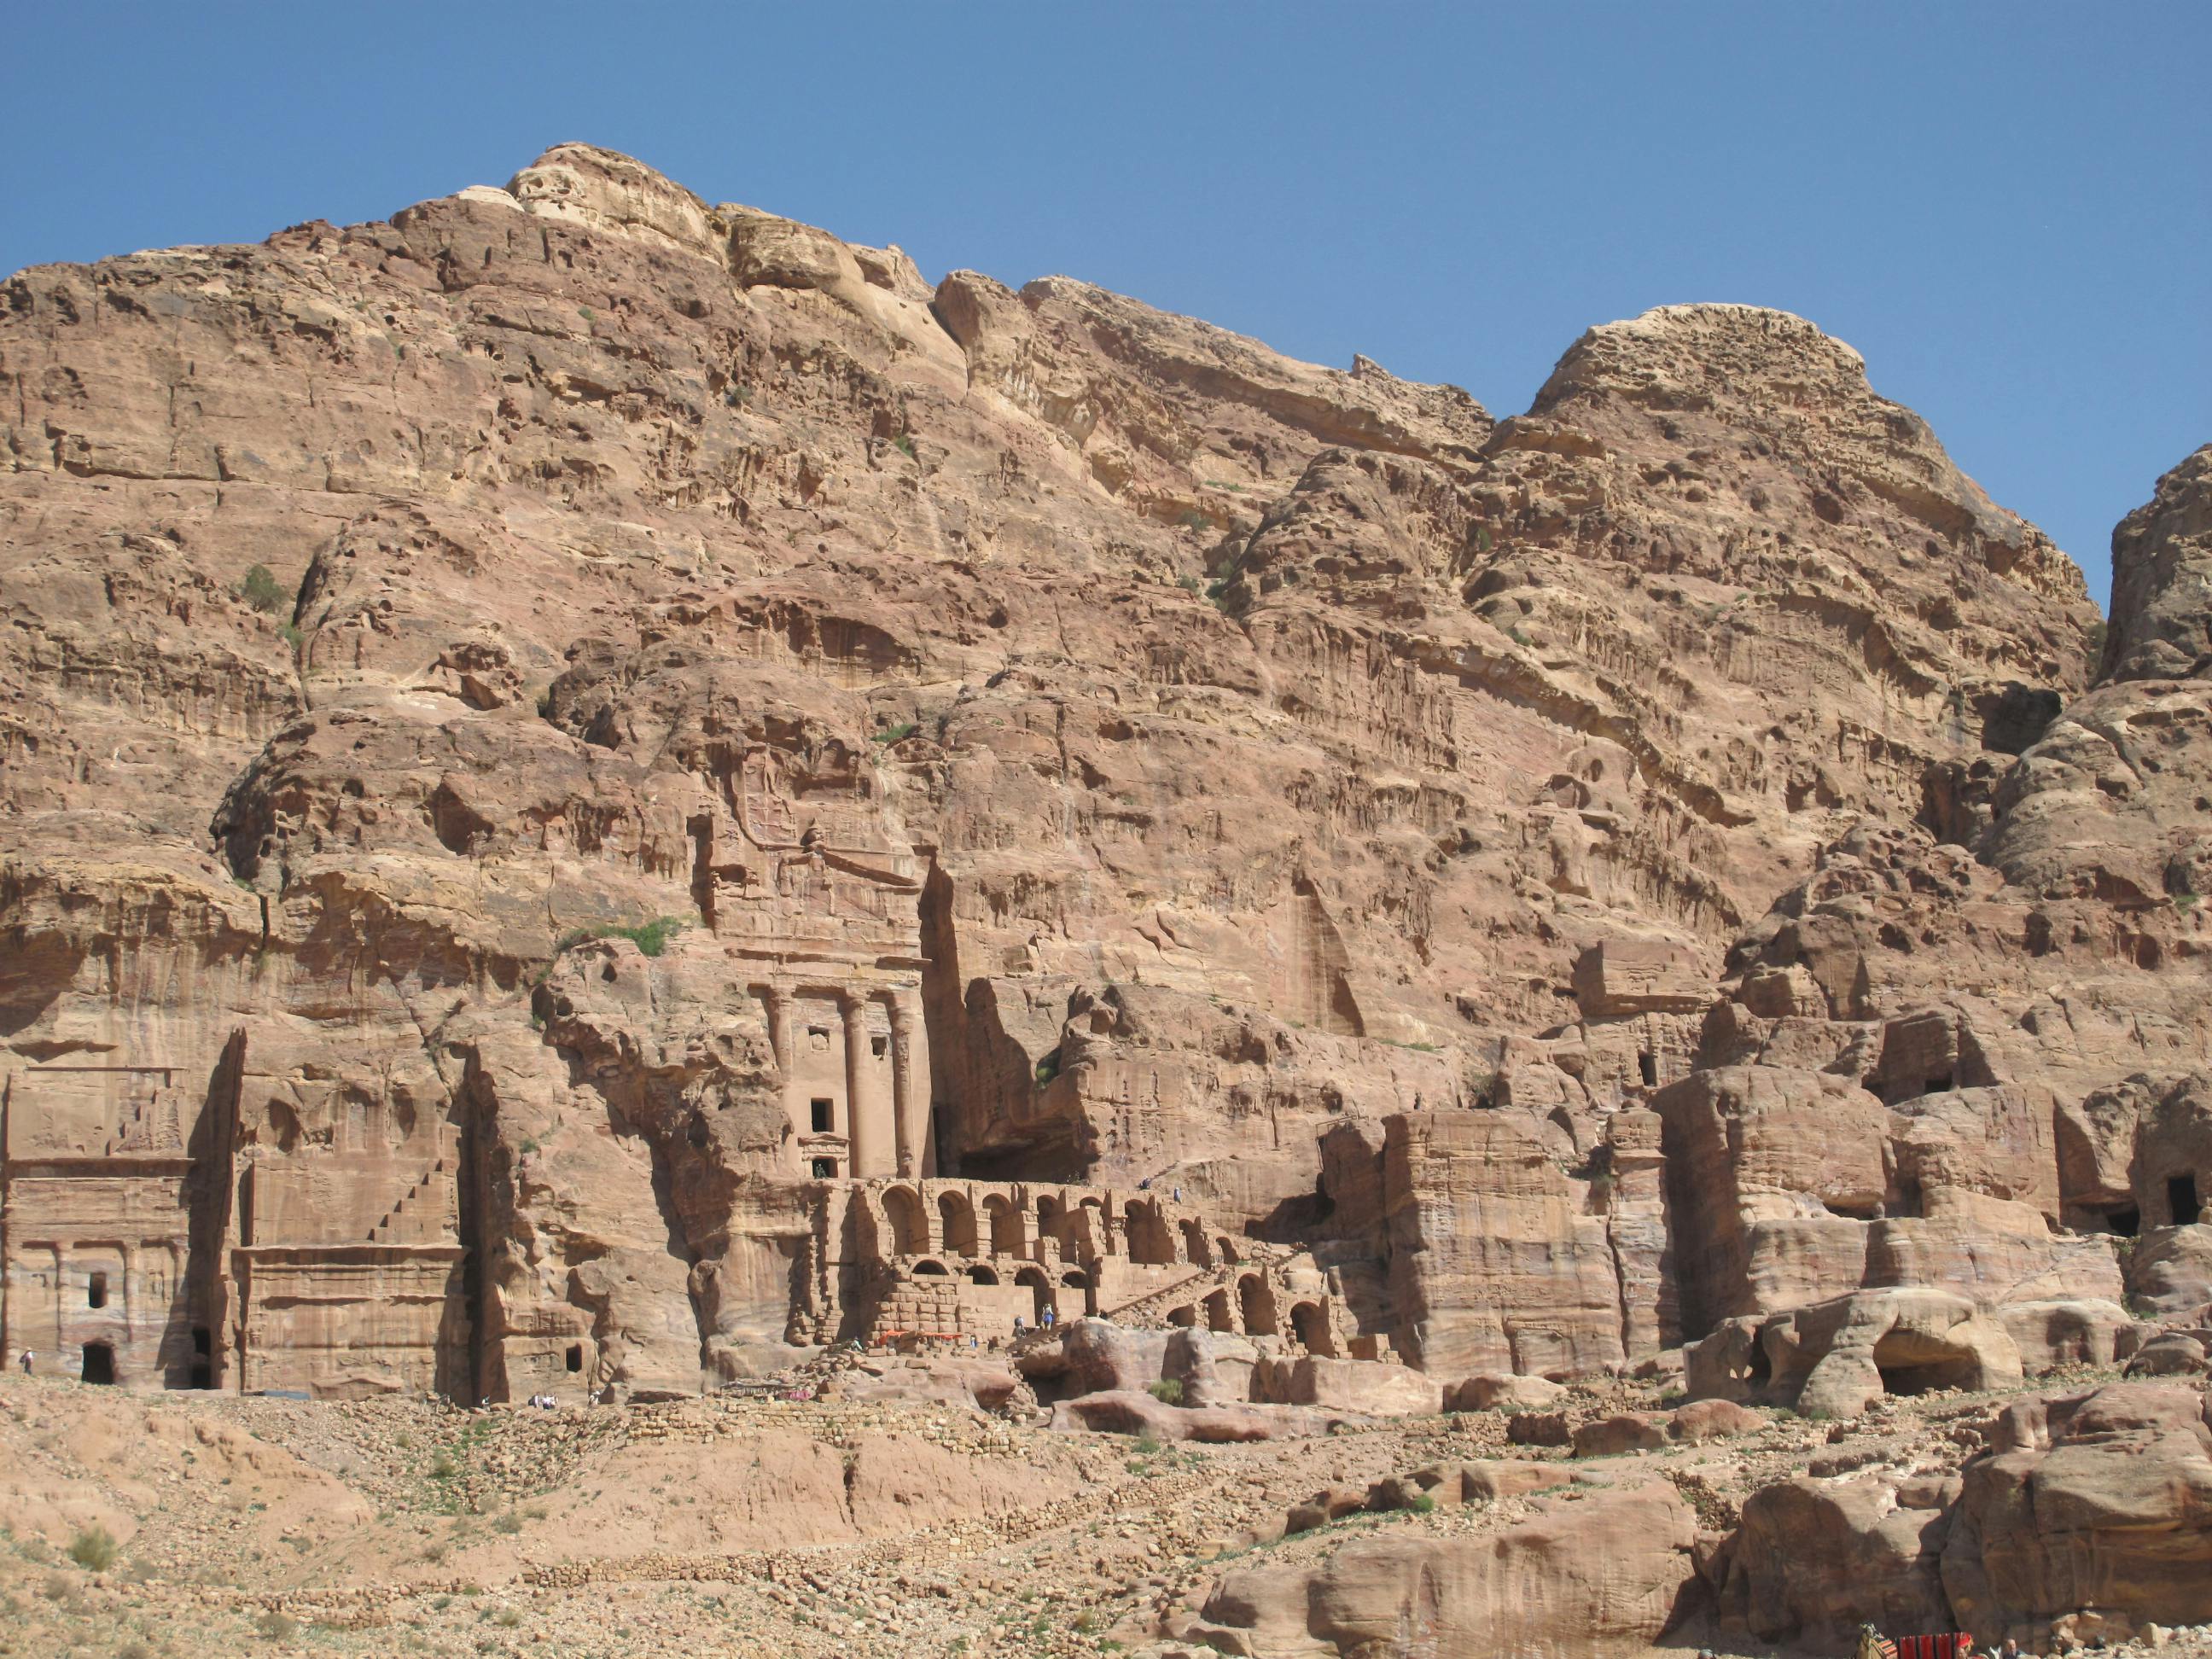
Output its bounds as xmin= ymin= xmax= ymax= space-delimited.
xmin=1 ymin=142 xmax=2203 ymax=1403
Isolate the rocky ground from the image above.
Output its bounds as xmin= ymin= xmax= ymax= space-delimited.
xmin=2 ymin=1369 xmax=2207 ymax=1659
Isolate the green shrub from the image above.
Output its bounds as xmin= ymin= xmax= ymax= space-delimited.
xmin=1406 ymin=1493 xmax=1437 ymax=1515
xmin=1147 ymin=1378 xmax=1185 ymax=1406
xmin=256 ymin=1610 xmax=298 ymax=1640
xmin=1033 ymin=1050 xmax=1062 ymax=1087
xmin=553 ymin=916 xmax=687 ymax=958
xmin=892 ymin=434 xmax=916 ymax=459
xmin=67 ymin=1525 xmax=117 ymax=1572
xmin=1132 ymin=1433 xmax=1163 ymax=1458
xmin=873 ymin=722 xmax=917 ymax=746
xmin=236 ymin=565 xmax=286 ymax=613
xmin=492 ymin=1512 xmax=522 ymax=1535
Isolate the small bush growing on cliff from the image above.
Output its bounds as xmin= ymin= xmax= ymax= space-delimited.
xmin=67 ymin=1525 xmax=117 ymax=1572
xmin=554 ymin=917 xmax=687 ymax=958
xmin=874 ymin=722 xmax=917 ymax=746
xmin=1147 ymin=1378 xmax=1184 ymax=1406
xmin=1033 ymin=1050 xmax=1062 ymax=1086
xmin=1406 ymin=1493 xmax=1437 ymax=1515
xmin=236 ymin=565 xmax=286 ymax=613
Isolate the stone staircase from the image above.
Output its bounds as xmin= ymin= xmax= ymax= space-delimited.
xmin=369 ymin=1158 xmax=449 ymax=1244
xmin=1099 ymin=1243 xmax=1294 ymax=1329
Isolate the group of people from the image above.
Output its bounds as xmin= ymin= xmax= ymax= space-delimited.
xmin=521 ymin=1392 xmax=560 ymax=1410
xmin=1010 ymin=1304 xmax=1058 ymax=1339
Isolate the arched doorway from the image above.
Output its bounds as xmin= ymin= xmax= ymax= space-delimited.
xmin=938 ymin=1190 xmax=979 ymax=1258
xmin=1204 ymin=1289 xmax=1235 ymax=1332
xmin=1179 ymin=1219 xmax=1212 ymax=1266
xmin=1237 ymin=1273 xmax=1278 ymax=1336
xmin=1125 ymin=1200 xmax=1177 ymax=1266
xmin=1014 ymin=1266 xmax=1051 ymax=1324
xmin=882 ymin=1186 xmax=927 ymax=1257
xmin=967 ymin=1264 xmax=1000 ymax=1286
xmin=1036 ymin=1195 xmax=1067 ymax=1249
xmin=80 ymin=1342 xmax=116 ymax=1385
xmin=983 ymin=1194 xmax=1023 ymax=1257
xmin=1061 ymin=1268 xmax=1095 ymax=1318
xmin=1291 ymin=1301 xmax=1336 ymax=1357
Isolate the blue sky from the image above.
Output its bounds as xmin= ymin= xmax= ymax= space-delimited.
xmin=5 ymin=3 xmax=2203 ymax=604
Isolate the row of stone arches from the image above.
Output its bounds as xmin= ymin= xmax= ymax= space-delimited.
xmin=906 ymin=1256 xmax=1095 ymax=1318
xmin=1158 ymin=1276 xmax=1341 ymax=1355
xmin=868 ymin=1185 xmax=1242 ymax=1271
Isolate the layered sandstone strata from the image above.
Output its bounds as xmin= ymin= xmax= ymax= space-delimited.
xmin=1 ymin=144 xmax=2205 ymax=1413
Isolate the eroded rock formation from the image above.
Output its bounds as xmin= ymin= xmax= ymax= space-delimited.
xmin=2 ymin=145 xmax=2207 ymax=1435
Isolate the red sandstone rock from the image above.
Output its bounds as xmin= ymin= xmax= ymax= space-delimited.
xmin=1943 ymin=1382 xmax=2212 ymax=1639
xmin=0 ymin=145 xmax=2205 ymax=1464
xmin=1193 ymin=1483 xmax=1699 ymax=1657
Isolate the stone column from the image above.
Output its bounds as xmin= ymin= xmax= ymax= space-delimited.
xmin=840 ymin=993 xmax=889 ymax=1179
xmin=761 ymin=987 xmax=797 ymax=1173
xmin=888 ymin=993 xmax=920 ymax=1178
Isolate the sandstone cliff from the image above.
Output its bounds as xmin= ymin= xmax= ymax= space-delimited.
xmin=2 ymin=143 xmax=2203 ymax=1409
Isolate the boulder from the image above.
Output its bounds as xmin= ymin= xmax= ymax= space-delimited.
xmin=1164 ymin=1326 xmax=1260 ymax=1407
xmin=1287 ymin=1484 xmax=1372 ymax=1534
xmin=819 ymin=1357 xmax=1022 ymax=1410
xmin=1252 ymin=1356 xmax=1442 ymax=1417
xmin=1424 ymin=1458 xmax=1577 ymax=1504
xmin=1573 ymin=1412 xmax=1668 ymax=1457
xmin=1192 ymin=1483 xmax=1700 ymax=1657
xmin=1997 ymin=1298 xmax=2135 ymax=1371
xmin=1047 ymin=1389 xmax=1344 ymax=1443
xmin=2126 ymin=1332 xmax=2210 ymax=1377
xmin=1449 ymin=1371 xmax=1567 ymax=1413
xmin=1719 ymin=1474 xmax=1954 ymax=1646
xmin=1943 ymin=1382 xmax=2212 ymax=1636
xmin=1669 ymin=1398 xmax=1763 ymax=1442
xmin=1027 ymin=1319 xmax=1171 ymax=1397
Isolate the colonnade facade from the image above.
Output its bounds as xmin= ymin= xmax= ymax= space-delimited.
xmin=755 ymin=981 xmax=930 ymax=1180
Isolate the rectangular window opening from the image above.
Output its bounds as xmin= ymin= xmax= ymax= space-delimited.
xmin=87 ymin=1271 xmax=108 ymax=1310
xmin=811 ymin=1157 xmax=838 ymax=1179
xmin=871 ymin=1035 xmax=888 ymax=1058
xmin=565 ymin=1343 xmax=584 ymax=1373
xmin=810 ymin=1097 xmax=834 ymax=1133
